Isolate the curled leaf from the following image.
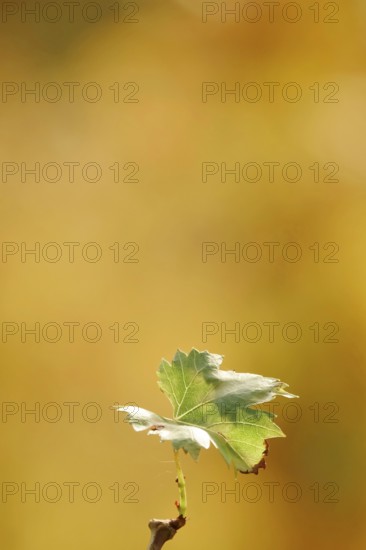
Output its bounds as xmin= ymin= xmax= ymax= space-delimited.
xmin=119 ymin=349 xmax=298 ymax=474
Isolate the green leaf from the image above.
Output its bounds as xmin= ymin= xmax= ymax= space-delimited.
xmin=119 ymin=349 xmax=298 ymax=474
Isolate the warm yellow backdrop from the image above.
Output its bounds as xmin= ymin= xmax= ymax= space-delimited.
xmin=0 ymin=1 xmax=365 ymax=549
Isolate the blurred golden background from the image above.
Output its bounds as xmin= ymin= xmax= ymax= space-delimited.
xmin=0 ymin=1 xmax=365 ymax=548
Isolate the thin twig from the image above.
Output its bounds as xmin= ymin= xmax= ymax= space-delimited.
xmin=174 ymin=449 xmax=187 ymax=517
xmin=147 ymin=516 xmax=186 ymax=550
xmin=147 ymin=450 xmax=187 ymax=549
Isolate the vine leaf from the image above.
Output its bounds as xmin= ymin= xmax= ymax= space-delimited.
xmin=118 ymin=349 xmax=298 ymax=474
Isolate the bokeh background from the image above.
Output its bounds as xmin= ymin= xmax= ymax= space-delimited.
xmin=1 ymin=1 xmax=365 ymax=549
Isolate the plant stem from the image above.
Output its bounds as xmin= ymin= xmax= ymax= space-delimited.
xmin=174 ymin=449 xmax=187 ymax=517
xmin=147 ymin=516 xmax=186 ymax=550
xmin=146 ymin=450 xmax=187 ymax=549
